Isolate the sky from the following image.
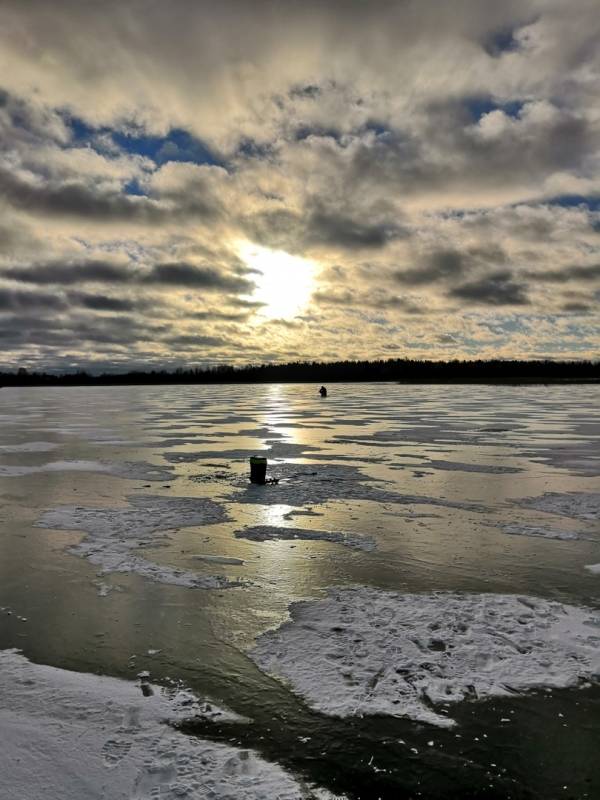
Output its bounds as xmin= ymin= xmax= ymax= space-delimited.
xmin=0 ymin=0 xmax=599 ymax=372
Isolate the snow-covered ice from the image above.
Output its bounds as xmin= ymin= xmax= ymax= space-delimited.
xmin=235 ymin=525 xmax=376 ymax=551
xmin=0 ymin=459 xmax=175 ymax=481
xmin=499 ymin=524 xmax=582 ymax=541
xmin=36 ymin=496 xmax=240 ymax=589
xmin=517 ymin=492 xmax=600 ymax=522
xmin=0 ymin=649 xmax=307 ymax=800
xmin=251 ymin=588 xmax=600 ymax=728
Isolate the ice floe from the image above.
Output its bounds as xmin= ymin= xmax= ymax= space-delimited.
xmin=0 ymin=459 xmax=175 ymax=481
xmin=499 ymin=524 xmax=582 ymax=541
xmin=251 ymin=588 xmax=600 ymax=728
xmin=517 ymin=492 xmax=600 ymax=521
xmin=0 ymin=649 xmax=307 ymax=800
xmin=235 ymin=525 xmax=376 ymax=551
xmin=36 ymin=496 xmax=239 ymax=589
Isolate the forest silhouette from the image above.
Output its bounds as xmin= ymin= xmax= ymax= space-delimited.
xmin=1 ymin=358 xmax=598 ymax=386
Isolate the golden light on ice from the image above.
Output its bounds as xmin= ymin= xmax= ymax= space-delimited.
xmin=237 ymin=241 xmax=316 ymax=319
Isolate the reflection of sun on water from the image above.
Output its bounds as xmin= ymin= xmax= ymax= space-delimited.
xmin=236 ymin=240 xmax=316 ymax=320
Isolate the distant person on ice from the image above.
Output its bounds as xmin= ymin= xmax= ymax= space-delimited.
xmin=319 ymin=386 xmax=327 ymax=397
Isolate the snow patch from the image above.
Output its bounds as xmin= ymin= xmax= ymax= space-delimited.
xmin=235 ymin=525 xmax=375 ymax=552
xmin=0 ymin=649 xmax=305 ymax=800
xmin=251 ymin=588 xmax=600 ymax=728
xmin=36 ymin=496 xmax=239 ymax=590
xmin=585 ymin=564 xmax=600 ymax=574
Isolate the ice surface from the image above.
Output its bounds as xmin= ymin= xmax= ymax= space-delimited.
xmin=0 ymin=459 xmax=175 ymax=481
xmin=235 ymin=525 xmax=376 ymax=551
xmin=36 ymin=496 xmax=240 ymax=589
xmin=517 ymin=492 xmax=600 ymax=521
xmin=251 ymin=588 xmax=600 ymax=728
xmin=0 ymin=649 xmax=306 ymax=800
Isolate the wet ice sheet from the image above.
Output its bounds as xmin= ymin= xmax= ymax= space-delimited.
xmin=229 ymin=463 xmax=483 ymax=512
xmin=0 ymin=649 xmax=307 ymax=800
xmin=251 ymin=588 xmax=600 ymax=728
xmin=0 ymin=442 xmax=58 ymax=453
xmin=422 ymin=459 xmax=521 ymax=474
xmin=235 ymin=525 xmax=376 ymax=551
xmin=36 ymin=496 xmax=240 ymax=589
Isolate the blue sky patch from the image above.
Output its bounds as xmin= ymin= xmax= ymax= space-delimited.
xmin=112 ymin=127 xmax=222 ymax=167
xmin=547 ymin=194 xmax=600 ymax=212
xmin=62 ymin=113 xmax=222 ymax=167
xmin=466 ymin=96 xmax=524 ymax=122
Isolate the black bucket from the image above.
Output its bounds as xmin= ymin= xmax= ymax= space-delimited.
xmin=249 ymin=456 xmax=267 ymax=484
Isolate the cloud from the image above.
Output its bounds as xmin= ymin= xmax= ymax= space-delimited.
xmin=0 ymin=0 xmax=599 ymax=367
xmin=449 ymin=271 xmax=530 ymax=306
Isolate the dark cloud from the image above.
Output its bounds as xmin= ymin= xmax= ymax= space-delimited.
xmin=394 ymin=250 xmax=467 ymax=286
xmin=306 ymin=207 xmax=403 ymax=249
xmin=69 ymin=292 xmax=138 ymax=312
xmin=2 ymin=260 xmax=133 ymax=285
xmin=144 ymin=262 xmax=253 ymax=292
xmin=190 ymin=309 xmax=251 ymax=321
xmin=0 ymin=164 xmax=164 ymax=222
xmin=449 ymin=271 xmax=530 ymax=306
xmin=529 ymin=263 xmax=600 ymax=283
xmin=166 ymin=334 xmax=227 ymax=349
xmin=0 ymin=287 xmax=66 ymax=311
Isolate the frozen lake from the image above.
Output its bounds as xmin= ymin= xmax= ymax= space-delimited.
xmin=1 ymin=382 xmax=599 ymax=799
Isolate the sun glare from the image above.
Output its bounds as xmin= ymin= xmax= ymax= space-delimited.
xmin=237 ymin=241 xmax=316 ymax=320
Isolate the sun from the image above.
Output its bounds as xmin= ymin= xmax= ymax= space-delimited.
xmin=237 ymin=241 xmax=316 ymax=320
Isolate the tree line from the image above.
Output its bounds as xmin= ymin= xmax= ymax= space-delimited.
xmin=1 ymin=358 xmax=599 ymax=386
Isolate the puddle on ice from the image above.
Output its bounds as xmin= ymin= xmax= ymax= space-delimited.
xmin=235 ymin=525 xmax=376 ymax=551
xmin=251 ymin=587 xmax=600 ymax=728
